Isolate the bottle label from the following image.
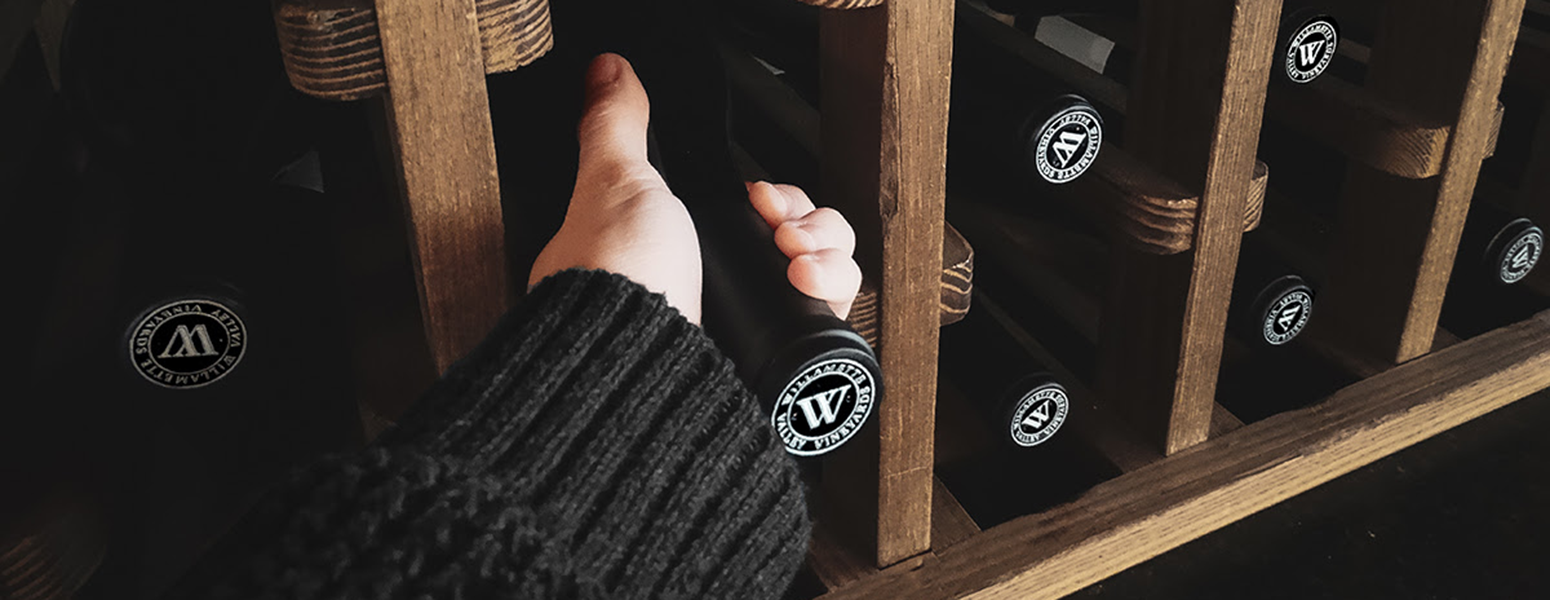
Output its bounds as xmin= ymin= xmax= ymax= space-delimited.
xmin=1499 ymin=230 xmax=1544 ymax=284
xmin=1009 ymin=384 xmax=1069 ymax=448
xmin=1262 ymin=289 xmax=1314 ymax=346
xmin=1035 ymin=106 xmax=1103 ymax=184
xmin=127 ymin=298 xmax=247 ymax=389
xmin=771 ymin=358 xmax=876 ymax=456
xmin=1285 ymin=17 xmax=1338 ymax=84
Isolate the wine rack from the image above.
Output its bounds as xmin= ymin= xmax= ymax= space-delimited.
xmin=267 ymin=0 xmax=1545 ymax=598
xmin=5 ymin=0 xmax=1544 ymax=598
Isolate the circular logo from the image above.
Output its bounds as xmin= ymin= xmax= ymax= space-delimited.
xmin=127 ymin=298 xmax=247 ymax=389
xmin=1498 ymin=230 xmax=1543 ymax=284
xmin=1033 ymin=106 xmax=1102 ymax=184
xmin=771 ymin=358 xmax=876 ymax=457
xmin=1262 ymin=290 xmax=1313 ymax=346
xmin=1285 ymin=18 xmax=1338 ymax=84
xmin=1009 ymin=384 xmax=1068 ymax=448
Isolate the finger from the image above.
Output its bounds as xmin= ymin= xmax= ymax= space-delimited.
xmin=576 ymin=54 xmax=652 ymax=177
xmin=746 ymin=181 xmax=788 ymax=230
xmin=747 ymin=181 xmax=820 ymax=229
xmin=771 ymin=183 xmax=818 ymax=217
xmin=787 ymin=249 xmax=863 ymax=320
xmin=772 ymin=208 xmax=857 ymax=258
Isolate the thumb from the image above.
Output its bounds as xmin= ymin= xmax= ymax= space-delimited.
xmin=576 ymin=53 xmax=653 ymax=176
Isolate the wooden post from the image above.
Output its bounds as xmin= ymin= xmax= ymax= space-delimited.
xmin=373 ymin=0 xmax=510 ymax=372
xmin=1094 ymin=0 xmax=1280 ymax=455
xmin=819 ymin=0 xmax=953 ymax=568
xmin=1318 ymin=0 xmax=1525 ymax=365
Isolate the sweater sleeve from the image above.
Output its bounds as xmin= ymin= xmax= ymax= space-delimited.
xmin=163 ymin=269 xmax=813 ymax=599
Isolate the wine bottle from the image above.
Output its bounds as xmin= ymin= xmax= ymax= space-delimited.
xmin=1229 ymin=236 xmax=1317 ymax=349
xmin=952 ymin=15 xmax=1105 ymax=186
xmin=74 ymin=172 xmax=360 ymax=599
xmin=970 ymin=0 xmax=1344 ymax=87
xmin=1456 ymin=201 xmax=1544 ymax=289
xmin=940 ymin=296 xmax=1071 ymax=449
xmin=950 ymin=81 xmax=1104 ymax=187
xmin=551 ymin=0 xmax=882 ymax=458
xmin=1438 ymin=202 xmax=1548 ymax=338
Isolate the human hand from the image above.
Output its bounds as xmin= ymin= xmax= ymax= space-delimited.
xmin=528 ymin=54 xmax=861 ymax=322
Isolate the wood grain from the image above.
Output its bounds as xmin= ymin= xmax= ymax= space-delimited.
xmin=1094 ymin=0 xmax=1280 ymax=455
xmin=930 ymin=476 xmax=980 ymax=551
xmin=800 ymin=0 xmax=886 ymax=9
xmin=374 ymin=0 xmax=511 ymax=372
xmin=1068 ymin=148 xmax=1269 ymax=254
xmin=273 ymin=0 xmax=552 ymax=101
xmin=1319 ymin=0 xmax=1526 ymax=365
xmin=818 ymin=0 xmax=953 ymax=568
xmin=848 ymin=224 xmax=974 ymax=347
xmin=817 ymin=309 xmax=1550 ymax=600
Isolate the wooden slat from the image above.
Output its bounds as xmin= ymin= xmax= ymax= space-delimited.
xmin=1318 ymin=0 xmax=1526 ymax=366
xmin=930 ymin=476 xmax=980 ymax=551
xmin=1093 ymin=0 xmax=1279 ymax=455
xmin=1066 ymin=148 xmax=1269 ymax=255
xmin=818 ymin=0 xmax=953 ymax=567
xmin=819 ymin=309 xmax=1550 ymax=600
xmin=374 ymin=0 xmax=510 ymax=371
xmin=274 ymin=0 xmax=552 ymax=101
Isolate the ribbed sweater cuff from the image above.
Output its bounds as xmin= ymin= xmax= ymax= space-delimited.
xmin=377 ymin=268 xmax=811 ymax=596
xmin=378 ymin=268 xmax=724 ymax=475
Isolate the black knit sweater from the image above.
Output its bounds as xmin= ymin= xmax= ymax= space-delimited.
xmin=161 ymin=269 xmax=812 ymax=599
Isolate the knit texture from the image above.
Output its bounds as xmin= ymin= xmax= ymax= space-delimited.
xmin=162 ymin=269 xmax=812 ymax=599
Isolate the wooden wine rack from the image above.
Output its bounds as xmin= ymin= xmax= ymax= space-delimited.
xmin=2 ymin=0 xmax=1521 ymax=597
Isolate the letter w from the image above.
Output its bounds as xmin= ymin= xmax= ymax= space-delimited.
xmin=159 ymin=324 xmax=218 ymax=358
xmin=1022 ymin=400 xmax=1051 ymax=429
xmin=1297 ymin=40 xmax=1325 ymax=67
xmin=796 ymin=386 xmax=851 ymax=429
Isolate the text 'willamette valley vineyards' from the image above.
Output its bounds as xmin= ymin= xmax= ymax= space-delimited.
xmin=555 ymin=0 xmax=881 ymax=457
xmin=940 ymin=295 xmax=1071 ymax=450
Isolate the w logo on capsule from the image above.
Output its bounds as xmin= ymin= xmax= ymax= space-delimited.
xmin=1297 ymin=39 xmax=1326 ymax=69
xmin=1021 ymin=399 xmax=1053 ymax=430
xmin=128 ymin=298 xmax=247 ymax=390
xmin=795 ymin=385 xmax=852 ymax=429
xmin=158 ymin=324 xmax=219 ymax=358
xmin=1512 ymin=245 xmax=1536 ymax=271
xmin=1284 ymin=17 xmax=1338 ymax=84
xmin=1050 ymin=131 xmax=1086 ymax=168
xmin=1276 ymin=304 xmax=1303 ymax=333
